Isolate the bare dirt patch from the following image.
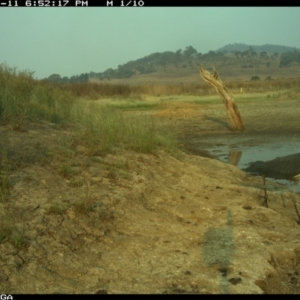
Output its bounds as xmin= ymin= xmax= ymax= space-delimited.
xmin=156 ymin=102 xmax=205 ymax=120
xmin=1 ymin=98 xmax=300 ymax=294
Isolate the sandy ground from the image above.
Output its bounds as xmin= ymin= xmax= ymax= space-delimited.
xmin=1 ymin=98 xmax=300 ymax=294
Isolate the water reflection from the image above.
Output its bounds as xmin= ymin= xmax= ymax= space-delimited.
xmin=228 ymin=150 xmax=242 ymax=166
xmin=207 ymin=142 xmax=300 ymax=193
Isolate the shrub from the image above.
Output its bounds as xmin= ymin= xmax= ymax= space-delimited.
xmin=250 ymin=76 xmax=260 ymax=81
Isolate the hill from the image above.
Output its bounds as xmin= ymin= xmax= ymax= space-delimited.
xmin=44 ymin=44 xmax=300 ymax=85
xmin=215 ymin=43 xmax=299 ymax=54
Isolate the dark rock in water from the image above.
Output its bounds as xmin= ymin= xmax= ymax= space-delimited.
xmin=244 ymin=161 xmax=265 ymax=174
xmin=244 ymin=153 xmax=300 ymax=180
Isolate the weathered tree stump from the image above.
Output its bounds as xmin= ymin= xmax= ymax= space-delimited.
xmin=199 ymin=65 xmax=244 ymax=131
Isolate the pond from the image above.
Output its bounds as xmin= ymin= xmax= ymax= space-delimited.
xmin=202 ymin=136 xmax=300 ymax=193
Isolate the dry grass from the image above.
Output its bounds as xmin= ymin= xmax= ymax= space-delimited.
xmin=156 ymin=102 xmax=204 ymax=120
xmin=0 ymin=64 xmax=178 ymax=156
xmin=41 ymin=76 xmax=300 ymax=100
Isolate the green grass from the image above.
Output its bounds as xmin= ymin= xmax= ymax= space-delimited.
xmin=68 ymin=178 xmax=85 ymax=187
xmin=3 ymin=62 xmax=178 ymax=157
xmin=99 ymin=159 xmax=132 ymax=180
xmin=0 ymin=210 xmax=24 ymax=248
xmin=234 ymin=93 xmax=268 ymax=103
xmin=0 ymin=144 xmax=12 ymax=203
xmin=0 ymin=63 xmax=74 ymax=125
xmin=0 ymin=174 xmax=11 ymax=203
xmin=10 ymin=231 xmax=26 ymax=249
xmin=73 ymin=180 xmax=95 ymax=214
xmin=71 ymin=101 xmax=178 ymax=155
xmin=2 ymin=63 xmax=299 ymax=162
xmin=0 ymin=215 xmax=12 ymax=243
xmin=109 ymin=100 xmax=158 ymax=111
xmin=47 ymin=204 xmax=69 ymax=215
xmin=187 ymin=97 xmax=220 ymax=105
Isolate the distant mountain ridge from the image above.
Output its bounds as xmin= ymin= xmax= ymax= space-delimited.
xmin=45 ymin=43 xmax=300 ymax=83
xmin=215 ymin=43 xmax=299 ymax=54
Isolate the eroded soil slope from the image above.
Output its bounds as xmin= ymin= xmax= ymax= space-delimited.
xmin=1 ymin=98 xmax=300 ymax=294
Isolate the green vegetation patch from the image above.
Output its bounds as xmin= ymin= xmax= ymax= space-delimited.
xmin=110 ymin=100 xmax=158 ymax=111
xmin=73 ymin=102 xmax=178 ymax=155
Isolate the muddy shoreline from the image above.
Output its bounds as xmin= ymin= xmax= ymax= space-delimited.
xmin=1 ymin=98 xmax=300 ymax=294
xmin=176 ymin=99 xmax=300 ymax=157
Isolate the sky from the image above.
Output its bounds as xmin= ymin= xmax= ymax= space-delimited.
xmin=0 ymin=7 xmax=299 ymax=79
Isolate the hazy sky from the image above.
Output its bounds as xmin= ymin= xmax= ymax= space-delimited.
xmin=0 ymin=7 xmax=299 ymax=79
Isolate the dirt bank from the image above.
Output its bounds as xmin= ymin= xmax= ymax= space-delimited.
xmin=174 ymin=98 xmax=300 ymax=151
xmin=1 ymin=98 xmax=300 ymax=294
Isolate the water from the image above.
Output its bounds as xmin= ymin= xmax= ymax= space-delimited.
xmin=206 ymin=140 xmax=300 ymax=193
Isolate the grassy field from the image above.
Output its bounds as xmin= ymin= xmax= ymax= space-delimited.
xmin=0 ymin=64 xmax=176 ymax=205
xmin=0 ymin=64 xmax=178 ymax=153
xmin=1 ymin=62 xmax=300 ymax=248
xmin=1 ymin=62 xmax=299 ymax=133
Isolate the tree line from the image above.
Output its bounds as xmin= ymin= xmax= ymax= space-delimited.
xmin=44 ymin=46 xmax=299 ymax=84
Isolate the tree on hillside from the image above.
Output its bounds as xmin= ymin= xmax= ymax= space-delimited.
xmin=116 ymin=64 xmax=135 ymax=78
xmin=79 ymin=73 xmax=89 ymax=82
xmin=69 ymin=75 xmax=78 ymax=83
xmin=188 ymin=60 xmax=193 ymax=69
xmin=183 ymin=46 xmax=198 ymax=58
xmin=260 ymin=51 xmax=269 ymax=60
xmin=175 ymin=49 xmax=182 ymax=60
xmin=279 ymin=50 xmax=300 ymax=67
xmin=248 ymin=47 xmax=258 ymax=62
xmin=241 ymin=50 xmax=249 ymax=58
xmin=234 ymin=51 xmax=241 ymax=58
xmin=251 ymin=51 xmax=258 ymax=58
xmin=47 ymin=74 xmax=61 ymax=83
xmin=135 ymin=65 xmax=145 ymax=74
xmin=103 ymin=68 xmax=115 ymax=80
xmin=68 ymin=73 xmax=89 ymax=83
xmin=201 ymin=53 xmax=210 ymax=60
xmin=240 ymin=50 xmax=250 ymax=67
xmin=162 ymin=51 xmax=176 ymax=64
xmin=61 ymin=76 xmax=69 ymax=84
